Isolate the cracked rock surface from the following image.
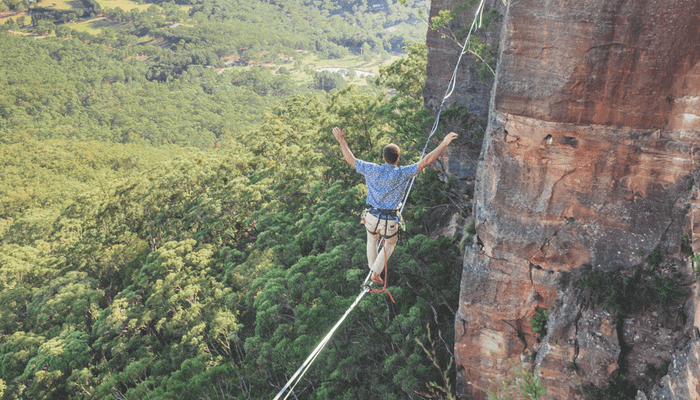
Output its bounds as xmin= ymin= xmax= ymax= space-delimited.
xmin=435 ymin=0 xmax=700 ymax=398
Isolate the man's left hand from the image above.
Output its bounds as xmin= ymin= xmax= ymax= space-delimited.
xmin=332 ymin=126 xmax=346 ymax=142
xmin=442 ymin=132 xmax=458 ymax=145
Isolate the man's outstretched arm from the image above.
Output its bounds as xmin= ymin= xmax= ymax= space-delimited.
xmin=333 ymin=126 xmax=357 ymax=166
xmin=417 ymin=132 xmax=458 ymax=172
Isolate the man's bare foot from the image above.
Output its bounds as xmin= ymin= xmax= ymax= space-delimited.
xmin=371 ymin=272 xmax=383 ymax=285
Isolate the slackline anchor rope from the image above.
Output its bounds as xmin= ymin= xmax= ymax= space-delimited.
xmin=272 ymin=272 xmax=373 ymax=400
xmin=273 ymin=1 xmax=487 ymax=398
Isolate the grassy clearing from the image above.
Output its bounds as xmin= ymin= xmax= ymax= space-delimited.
xmin=309 ymin=52 xmax=402 ymax=73
xmin=226 ymin=52 xmax=402 ymax=87
xmin=296 ymin=52 xmax=402 ymax=86
xmin=0 ymin=11 xmax=25 ymax=24
xmin=95 ymin=0 xmax=151 ymax=11
xmin=58 ymin=0 xmax=190 ymax=34
xmin=42 ymin=0 xmax=75 ymax=10
xmin=65 ymin=18 xmax=104 ymax=34
xmin=95 ymin=0 xmax=191 ymax=12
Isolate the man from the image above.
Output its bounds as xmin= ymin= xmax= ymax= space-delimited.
xmin=332 ymin=126 xmax=458 ymax=284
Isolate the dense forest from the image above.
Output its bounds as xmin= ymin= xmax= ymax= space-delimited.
xmin=0 ymin=0 xmax=471 ymax=398
xmin=1 ymin=0 xmax=430 ymax=146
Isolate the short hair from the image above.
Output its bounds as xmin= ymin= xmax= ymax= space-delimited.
xmin=383 ymin=144 xmax=401 ymax=165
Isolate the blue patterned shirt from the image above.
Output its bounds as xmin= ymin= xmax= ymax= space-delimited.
xmin=355 ymin=159 xmax=419 ymax=210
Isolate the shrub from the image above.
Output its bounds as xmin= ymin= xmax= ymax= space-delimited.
xmin=485 ymin=360 xmax=547 ymax=400
xmin=530 ymin=307 xmax=548 ymax=337
xmin=575 ymin=266 xmax=687 ymax=314
xmin=581 ymin=374 xmax=636 ymax=400
xmin=646 ymin=250 xmax=661 ymax=270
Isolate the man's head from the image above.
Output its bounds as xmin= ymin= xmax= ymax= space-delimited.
xmin=383 ymin=144 xmax=401 ymax=165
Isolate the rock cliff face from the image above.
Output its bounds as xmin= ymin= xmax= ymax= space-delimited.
xmin=425 ymin=0 xmax=700 ymax=398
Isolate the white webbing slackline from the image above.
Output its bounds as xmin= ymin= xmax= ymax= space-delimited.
xmin=272 ymin=272 xmax=373 ymax=400
xmin=273 ymin=1 xmax=487 ymax=398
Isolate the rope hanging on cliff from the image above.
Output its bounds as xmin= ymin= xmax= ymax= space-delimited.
xmin=400 ymin=0 xmax=487 ymax=215
xmin=273 ymin=2 xmax=488 ymax=398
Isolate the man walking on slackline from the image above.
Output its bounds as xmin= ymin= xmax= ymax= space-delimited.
xmin=332 ymin=126 xmax=458 ymax=284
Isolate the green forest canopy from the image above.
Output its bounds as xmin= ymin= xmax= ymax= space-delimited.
xmin=1 ymin=0 xmax=430 ymax=146
xmin=0 ymin=5 xmax=467 ymax=393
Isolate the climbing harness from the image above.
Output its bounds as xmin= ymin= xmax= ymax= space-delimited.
xmin=362 ymin=206 xmax=402 ymax=239
xmin=272 ymin=1 xmax=488 ymax=398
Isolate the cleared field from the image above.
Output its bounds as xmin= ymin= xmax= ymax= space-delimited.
xmin=0 ymin=11 xmax=24 ymax=24
xmin=298 ymin=53 xmax=401 ymax=85
xmin=315 ymin=53 xmax=402 ymax=74
xmin=96 ymin=0 xmax=190 ymax=12
xmin=58 ymin=0 xmax=190 ymax=34
xmin=65 ymin=18 xmax=105 ymax=34
xmin=1 ymin=0 xmax=72 ymax=25
xmin=221 ymin=51 xmax=402 ymax=88
xmin=96 ymin=0 xmax=151 ymax=11
xmin=43 ymin=0 xmax=75 ymax=10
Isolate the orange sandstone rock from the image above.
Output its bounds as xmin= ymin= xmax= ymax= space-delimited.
xmin=445 ymin=0 xmax=700 ymax=398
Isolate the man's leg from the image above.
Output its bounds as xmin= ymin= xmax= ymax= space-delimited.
xmin=366 ymin=230 xmax=380 ymax=273
xmin=364 ymin=213 xmax=381 ymax=274
xmin=369 ymin=218 xmax=399 ymax=280
xmin=371 ymin=233 xmax=398 ymax=275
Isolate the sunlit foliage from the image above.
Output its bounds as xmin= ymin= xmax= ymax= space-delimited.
xmin=0 ymin=28 xmax=463 ymax=399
